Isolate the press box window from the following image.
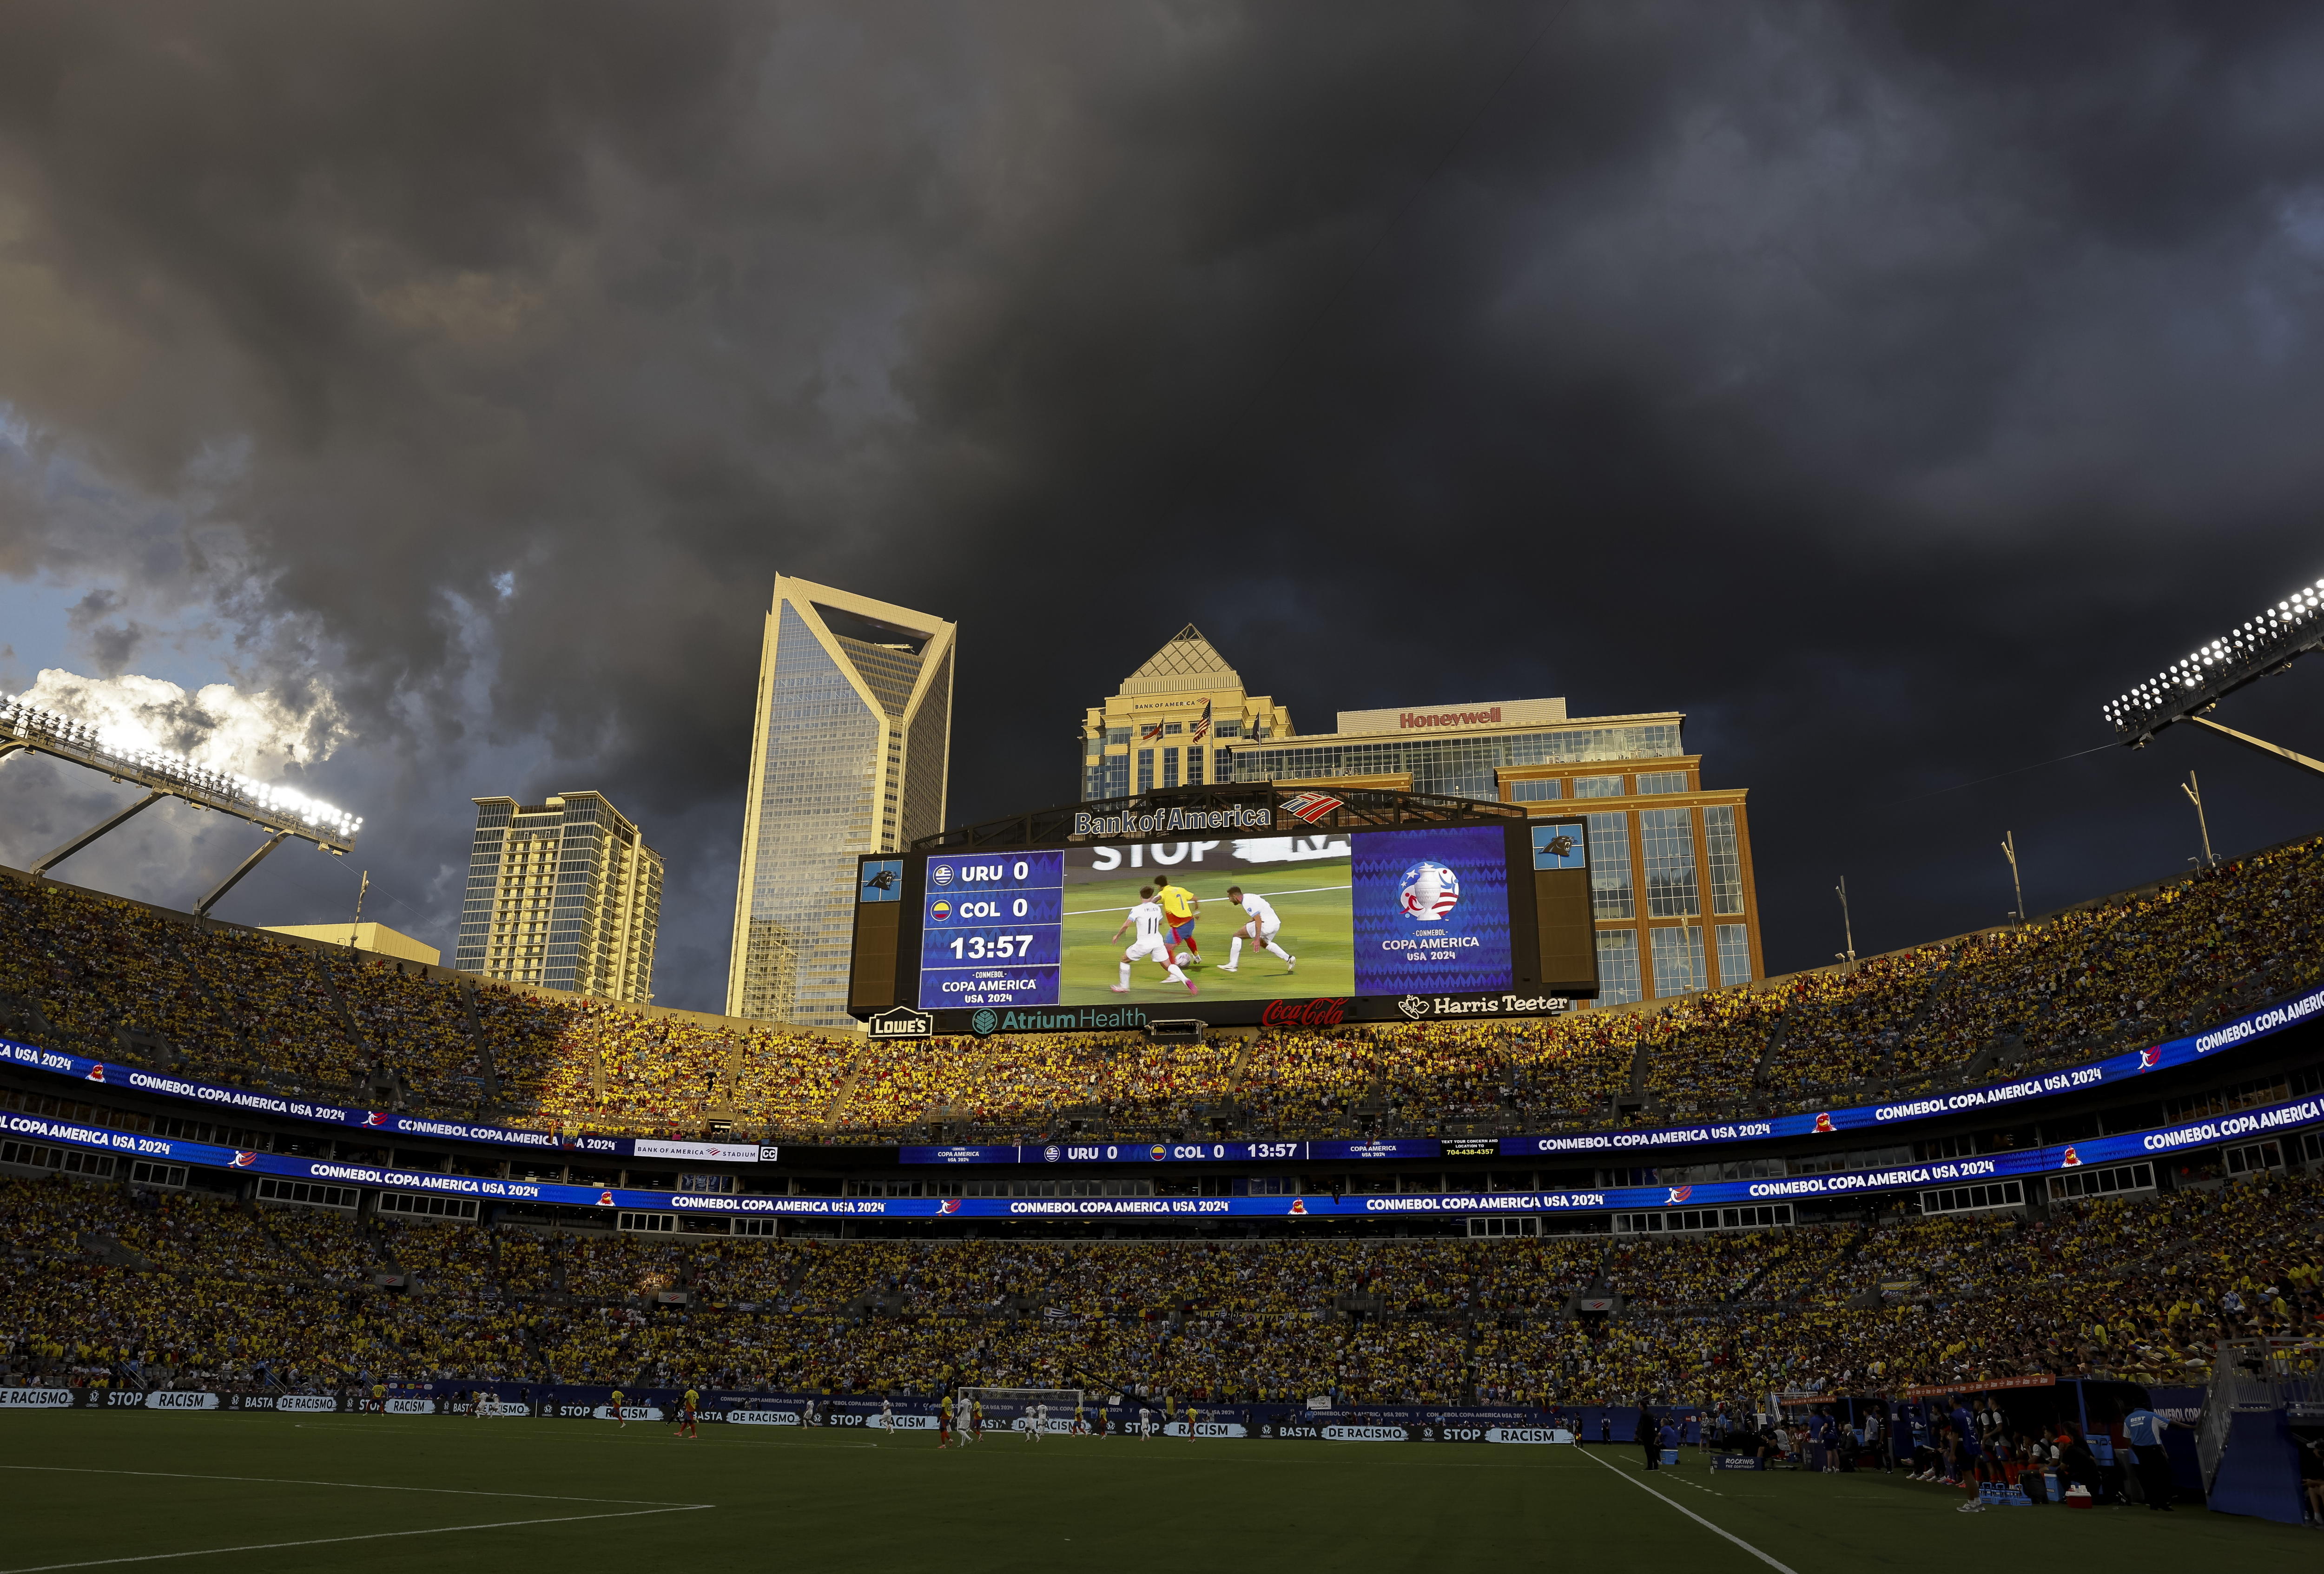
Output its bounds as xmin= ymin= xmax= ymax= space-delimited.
xmin=617 ymin=1212 xmax=677 ymax=1233
xmin=1509 ymin=779 xmax=1561 ymax=802
xmin=255 ymin=1177 xmax=359 ymax=1211
xmin=378 ymin=1191 xmax=482 ymax=1221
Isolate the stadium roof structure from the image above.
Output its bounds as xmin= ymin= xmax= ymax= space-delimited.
xmin=0 ymin=696 xmax=359 ymax=914
xmin=910 ymin=783 xmax=1526 ymax=852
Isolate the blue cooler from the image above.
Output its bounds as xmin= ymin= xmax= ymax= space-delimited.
xmin=1661 ymin=1448 xmax=1680 ymax=1465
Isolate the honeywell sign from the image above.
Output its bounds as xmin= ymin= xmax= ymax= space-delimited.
xmin=1336 ymin=698 xmax=1567 ymax=736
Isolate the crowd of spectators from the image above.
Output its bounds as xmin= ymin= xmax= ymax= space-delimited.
xmin=1 ymin=1167 xmax=2316 ymax=1406
xmin=2 ymin=832 xmax=2321 ymax=1146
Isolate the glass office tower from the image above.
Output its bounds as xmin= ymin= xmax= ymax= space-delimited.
xmin=727 ymin=578 xmax=955 ymax=1027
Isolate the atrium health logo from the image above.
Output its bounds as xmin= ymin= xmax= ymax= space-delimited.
xmin=970 ymin=1008 xmax=1000 ymax=1036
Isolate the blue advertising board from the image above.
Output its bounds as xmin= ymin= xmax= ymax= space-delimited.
xmin=11 ymin=1087 xmax=2316 ymax=1220
xmin=1351 ymin=826 xmax=1513 ymax=995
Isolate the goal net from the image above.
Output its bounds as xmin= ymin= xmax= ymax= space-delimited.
xmin=957 ymin=1387 xmax=1083 ymax=1431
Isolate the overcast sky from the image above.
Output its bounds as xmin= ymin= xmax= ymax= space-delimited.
xmin=4 ymin=1 xmax=2324 ymax=1012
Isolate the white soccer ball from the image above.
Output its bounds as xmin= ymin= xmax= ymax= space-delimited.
xmin=1175 ymin=950 xmax=1192 ymax=967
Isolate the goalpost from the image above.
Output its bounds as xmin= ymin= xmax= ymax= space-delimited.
xmin=957 ymin=1387 xmax=1084 ymax=1434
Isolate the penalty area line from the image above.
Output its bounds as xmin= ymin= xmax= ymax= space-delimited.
xmin=0 ymin=1463 xmax=699 ymax=1507
xmin=1574 ymin=1449 xmax=1797 ymax=1574
xmin=0 ymin=1506 xmax=712 ymax=1574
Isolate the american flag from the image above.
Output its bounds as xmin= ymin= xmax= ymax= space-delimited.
xmin=1191 ymin=701 xmax=1211 ymax=742
xmin=1279 ymin=790 xmax=1344 ymax=824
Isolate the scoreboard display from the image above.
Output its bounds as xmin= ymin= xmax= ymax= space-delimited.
xmin=848 ymin=795 xmax=1598 ymax=1034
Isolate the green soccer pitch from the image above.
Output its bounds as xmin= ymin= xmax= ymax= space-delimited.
xmin=1 ymin=1416 xmax=2315 ymax=1574
xmin=1057 ymin=858 xmax=1354 ymax=1002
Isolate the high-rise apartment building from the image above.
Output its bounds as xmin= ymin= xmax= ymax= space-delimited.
xmin=455 ymin=790 xmax=662 ymax=1003
xmin=1079 ymin=625 xmax=1293 ymax=801
xmin=728 ymin=578 xmax=955 ymax=1027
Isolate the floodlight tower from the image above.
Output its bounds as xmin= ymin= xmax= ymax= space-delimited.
xmin=0 ymin=697 xmax=362 ymax=915
xmin=2100 ymin=573 xmax=2324 ymax=778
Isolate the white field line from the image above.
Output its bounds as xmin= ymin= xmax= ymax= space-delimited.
xmin=0 ymin=1462 xmax=700 ymax=1507
xmin=1575 ymin=1448 xmax=1799 ymax=1574
xmin=0 ymin=1507 xmax=712 ymax=1573
xmin=1063 ymin=883 xmax=1350 ymax=917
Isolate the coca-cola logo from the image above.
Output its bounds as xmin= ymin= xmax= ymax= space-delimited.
xmin=1261 ymin=997 xmax=1349 ymax=1027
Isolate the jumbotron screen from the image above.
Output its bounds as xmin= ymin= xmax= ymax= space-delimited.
xmin=848 ymin=797 xmax=1598 ymax=1034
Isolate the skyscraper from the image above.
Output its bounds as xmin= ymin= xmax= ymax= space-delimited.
xmin=1079 ymin=624 xmax=1293 ymax=800
xmin=454 ymin=790 xmax=662 ymax=1003
xmin=728 ymin=578 xmax=955 ymax=1027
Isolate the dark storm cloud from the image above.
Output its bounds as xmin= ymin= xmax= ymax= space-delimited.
xmin=4 ymin=0 xmax=2324 ymax=1007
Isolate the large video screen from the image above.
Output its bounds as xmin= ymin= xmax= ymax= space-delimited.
xmin=852 ymin=810 xmax=1597 ymax=1031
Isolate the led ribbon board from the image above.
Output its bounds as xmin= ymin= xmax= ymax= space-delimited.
xmin=5 ymin=977 xmax=2317 ymax=1166
xmin=8 ymin=1090 xmax=2318 ymax=1218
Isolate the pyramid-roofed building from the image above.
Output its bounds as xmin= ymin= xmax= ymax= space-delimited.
xmin=1080 ymin=626 xmax=1293 ymax=802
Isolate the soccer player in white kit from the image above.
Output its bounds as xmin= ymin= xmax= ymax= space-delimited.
xmin=1033 ymin=1402 xmax=1047 ymax=1440
xmin=1139 ymin=1405 xmax=1154 ymax=1439
xmin=1217 ymin=886 xmax=1295 ymax=974
xmin=879 ymin=1397 xmax=893 ymax=1434
xmin=1110 ymin=886 xmax=1196 ymax=995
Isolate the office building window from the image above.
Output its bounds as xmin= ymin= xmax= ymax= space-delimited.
xmin=1636 ymin=771 xmax=1689 ymax=794
xmin=1509 ymin=778 xmax=1560 ymax=802
xmin=1164 ymin=722 xmax=1183 ymax=735
xmin=1652 ymin=924 xmax=1707 ymax=995
xmin=1103 ymin=754 xmax=1129 ymax=800
xmin=1585 ymin=811 xmax=1633 ymax=919
xmin=1704 ymin=804 xmax=1745 ymax=916
xmin=1187 ymin=748 xmax=1205 ymax=786
xmin=1715 ymin=923 xmax=1751 ymax=987
xmin=1107 ymin=727 xmax=1130 ymax=745
xmin=1640 ymin=807 xmax=1701 ymax=917
xmin=1595 ymin=929 xmax=1641 ymax=1006
xmin=1216 ymin=720 xmax=1242 ymax=738
xmin=1137 ymin=749 xmax=1154 ymax=793
xmin=1572 ymin=775 xmax=1626 ymax=798
xmin=1083 ymin=754 xmax=1107 ymax=801
xmin=1162 ymin=748 xmax=1180 ymax=788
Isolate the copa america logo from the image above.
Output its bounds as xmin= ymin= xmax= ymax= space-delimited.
xmin=1399 ymin=861 xmax=1460 ymax=919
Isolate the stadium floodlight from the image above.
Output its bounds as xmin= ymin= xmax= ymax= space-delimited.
xmin=0 ymin=698 xmax=361 ymax=897
xmin=2101 ymin=572 xmax=2324 ymax=777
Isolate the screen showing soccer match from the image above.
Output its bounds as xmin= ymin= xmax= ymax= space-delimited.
xmin=849 ymin=805 xmax=1598 ymax=1031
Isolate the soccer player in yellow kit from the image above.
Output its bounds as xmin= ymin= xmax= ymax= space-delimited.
xmin=1152 ymin=876 xmax=1201 ymax=968
xmin=680 ymin=1387 xmax=699 ymax=1439
xmin=610 ymin=1388 xmax=627 ymax=1429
